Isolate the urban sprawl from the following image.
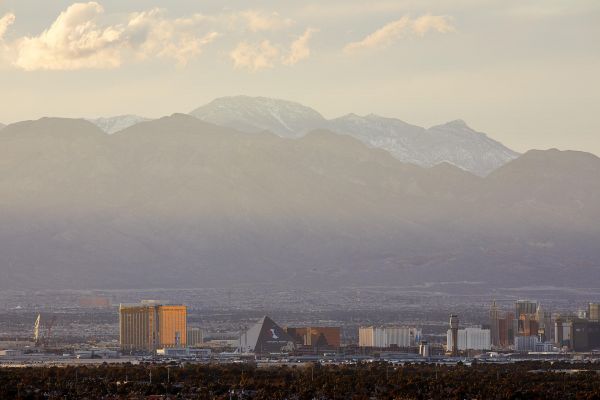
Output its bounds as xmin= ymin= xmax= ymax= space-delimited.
xmin=2 ymin=297 xmax=600 ymax=366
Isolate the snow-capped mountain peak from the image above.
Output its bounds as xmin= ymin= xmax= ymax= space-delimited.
xmin=189 ymin=96 xmax=519 ymax=176
xmin=190 ymin=95 xmax=327 ymax=138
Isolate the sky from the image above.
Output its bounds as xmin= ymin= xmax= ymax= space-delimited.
xmin=0 ymin=0 xmax=599 ymax=154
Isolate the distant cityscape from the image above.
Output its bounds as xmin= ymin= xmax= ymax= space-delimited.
xmin=1 ymin=287 xmax=600 ymax=366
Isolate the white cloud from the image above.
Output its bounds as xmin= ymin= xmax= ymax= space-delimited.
xmin=0 ymin=13 xmax=15 ymax=40
xmin=283 ymin=28 xmax=318 ymax=66
xmin=344 ymin=15 xmax=455 ymax=54
xmin=230 ymin=40 xmax=279 ymax=71
xmin=125 ymin=9 xmax=219 ymax=66
xmin=11 ymin=2 xmax=219 ymax=71
xmin=237 ymin=10 xmax=293 ymax=32
xmin=412 ymin=15 xmax=455 ymax=36
xmin=0 ymin=12 xmax=16 ymax=66
xmin=230 ymin=27 xmax=318 ymax=71
xmin=15 ymin=2 xmax=123 ymax=70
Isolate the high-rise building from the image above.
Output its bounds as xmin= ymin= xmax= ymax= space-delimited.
xmin=535 ymin=305 xmax=553 ymax=342
xmin=358 ymin=326 xmax=421 ymax=348
xmin=419 ymin=341 xmax=430 ymax=357
xmin=562 ymin=318 xmax=600 ymax=351
xmin=119 ymin=302 xmax=187 ymax=352
xmin=514 ymin=300 xmax=543 ymax=343
xmin=447 ymin=326 xmax=491 ymax=352
xmin=187 ymin=327 xmax=204 ymax=347
xmin=518 ymin=314 xmax=539 ymax=337
xmin=589 ymin=303 xmax=600 ymax=322
xmin=515 ymin=300 xmax=537 ymax=319
xmin=449 ymin=315 xmax=459 ymax=356
xmin=554 ymin=316 xmax=570 ymax=347
xmin=489 ymin=300 xmax=500 ymax=347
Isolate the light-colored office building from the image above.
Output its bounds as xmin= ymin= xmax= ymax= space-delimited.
xmin=447 ymin=326 xmax=491 ymax=352
xmin=119 ymin=302 xmax=187 ymax=352
xmin=359 ymin=326 xmax=421 ymax=348
xmin=187 ymin=327 xmax=204 ymax=347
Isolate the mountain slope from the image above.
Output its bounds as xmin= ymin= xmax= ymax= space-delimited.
xmin=190 ymin=96 xmax=519 ymax=175
xmin=87 ymin=115 xmax=151 ymax=134
xmin=329 ymin=115 xmax=518 ymax=175
xmin=0 ymin=116 xmax=598 ymax=289
xmin=190 ymin=96 xmax=327 ymax=138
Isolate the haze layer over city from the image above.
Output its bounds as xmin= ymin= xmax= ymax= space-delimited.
xmin=1 ymin=1 xmax=599 ymax=399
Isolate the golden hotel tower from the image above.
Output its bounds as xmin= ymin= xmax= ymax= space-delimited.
xmin=119 ymin=302 xmax=187 ymax=352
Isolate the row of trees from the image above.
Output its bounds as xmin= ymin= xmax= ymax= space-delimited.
xmin=1 ymin=361 xmax=600 ymax=399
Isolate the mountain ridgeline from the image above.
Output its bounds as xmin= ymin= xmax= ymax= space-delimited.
xmin=189 ymin=96 xmax=519 ymax=176
xmin=84 ymin=95 xmax=519 ymax=176
xmin=0 ymin=114 xmax=599 ymax=289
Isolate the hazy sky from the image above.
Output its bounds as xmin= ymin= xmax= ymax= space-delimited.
xmin=0 ymin=0 xmax=598 ymax=154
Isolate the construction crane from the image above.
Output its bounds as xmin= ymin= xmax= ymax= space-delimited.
xmin=33 ymin=314 xmax=58 ymax=348
xmin=33 ymin=314 xmax=41 ymax=344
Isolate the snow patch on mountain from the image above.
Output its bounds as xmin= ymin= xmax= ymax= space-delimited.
xmin=189 ymin=96 xmax=520 ymax=176
xmin=87 ymin=115 xmax=151 ymax=134
xmin=329 ymin=115 xmax=519 ymax=176
xmin=190 ymin=96 xmax=327 ymax=138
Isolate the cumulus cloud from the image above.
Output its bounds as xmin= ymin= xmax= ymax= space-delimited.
xmin=230 ymin=40 xmax=279 ymax=71
xmin=344 ymin=15 xmax=455 ymax=54
xmin=10 ymin=2 xmax=219 ymax=71
xmin=0 ymin=12 xmax=16 ymax=65
xmin=3 ymin=3 xmax=308 ymax=72
xmin=230 ymin=28 xmax=318 ymax=71
xmin=125 ymin=9 xmax=219 ymax=66
xmin=0 ymin=13 xmax=15 ymax=40
xmin=237 ymin=10 xmax=293 ymax=32
xmin=283 ymin=28 xmax=318 ymax=65
xmin=15 ymin=3 xmax=123 ymax=70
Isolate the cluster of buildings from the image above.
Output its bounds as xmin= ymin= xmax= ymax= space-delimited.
xmin=119 ymin=303 xmax=343 ymax=355
xmin=445 ymin=300 xmax=600 ymax=354
xmin=487 ymin=300 xmax=600 ymax=353
xmin=117 ymin=299 xmax=600 ymax=357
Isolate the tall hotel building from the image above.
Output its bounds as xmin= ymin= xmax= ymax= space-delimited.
xmin=358 ymin=326 xmax=421 ymax=348
xmin=119 ymin=301 xmax=187 ymax=352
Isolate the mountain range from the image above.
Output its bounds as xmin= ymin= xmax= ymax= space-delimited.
xmin=190 ymin=96 xmax=519 ymax=176
xmin=0 ymin=114 xmax=598 ymax=289
xmin=79 ymin=95 xmax=518 ymax=176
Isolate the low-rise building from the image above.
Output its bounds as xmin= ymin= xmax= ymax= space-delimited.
xmin=285 ymin=327 xmax=341 ymax=348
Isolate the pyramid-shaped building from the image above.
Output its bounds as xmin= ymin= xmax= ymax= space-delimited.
xmin=240 ymin=316 xmax=295 ymax=354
